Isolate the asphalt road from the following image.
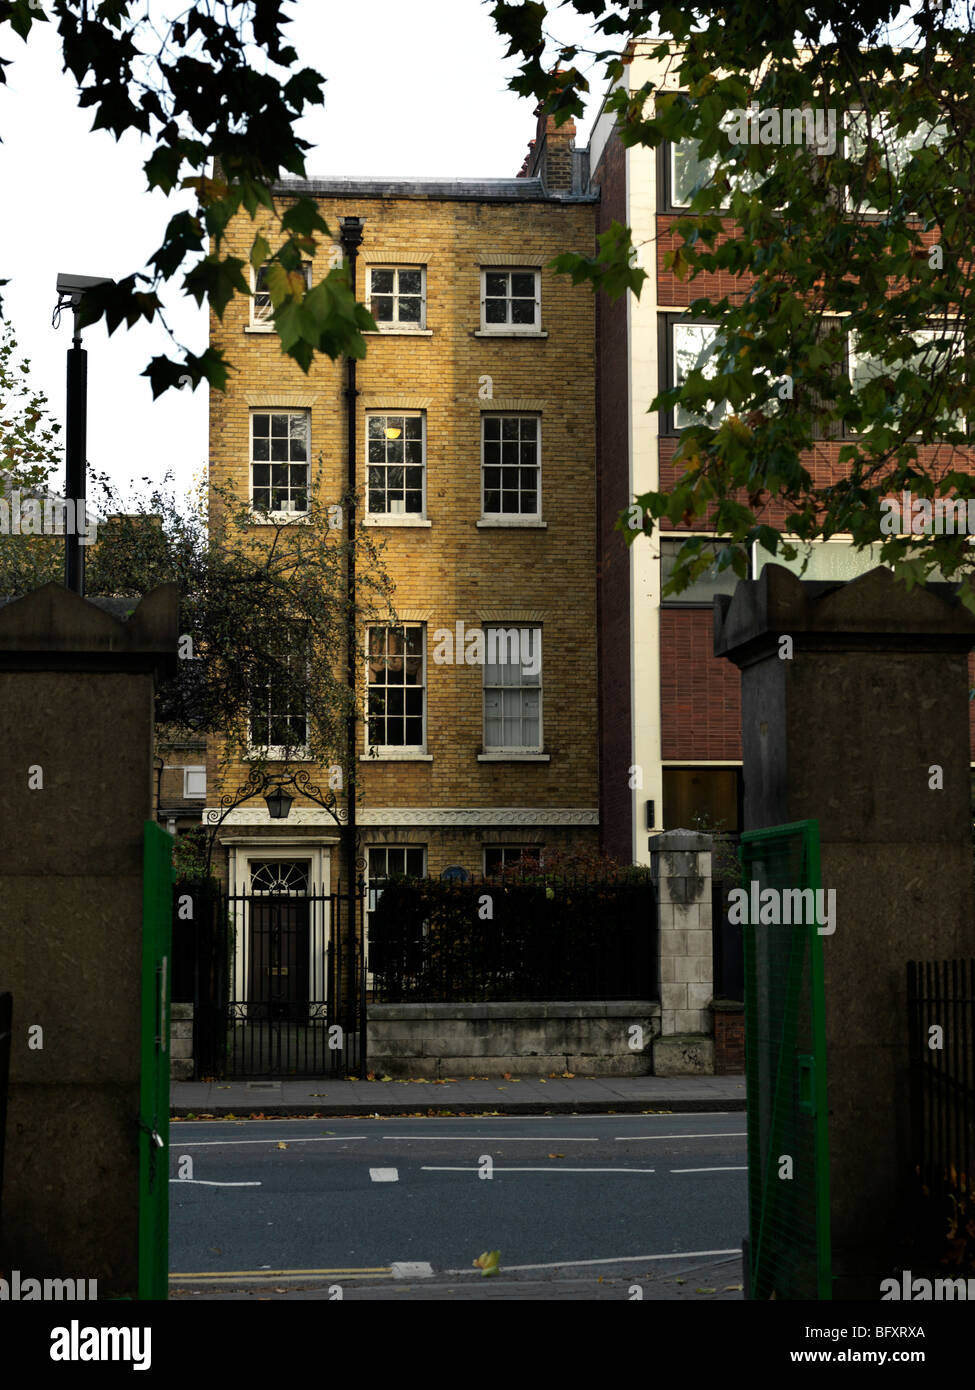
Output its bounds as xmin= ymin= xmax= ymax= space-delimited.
xmin=168 ymin=1112 xmax=747 ymax=1297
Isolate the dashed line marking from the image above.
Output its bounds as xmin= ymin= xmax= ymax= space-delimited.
xmin=168 ymin=1178 xmax=262 ymax=1187
xmin=670 ymin=1166 xmax=748 ymax=1174
xmin=420 ymin=1166 xmax=655 ymax=1174
xmin=370 ymin=1167 xmax=399 ymax=1182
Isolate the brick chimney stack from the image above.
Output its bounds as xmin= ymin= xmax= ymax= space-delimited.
xmin=517 ymin=89 xmax=577 ymax=192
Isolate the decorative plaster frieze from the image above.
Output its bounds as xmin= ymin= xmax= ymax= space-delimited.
xmin=209 ymin=806 xmax=599 ymax=828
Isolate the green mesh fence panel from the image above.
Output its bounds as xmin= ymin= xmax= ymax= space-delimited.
xmin=139 ymin=821 xmax=172 ymax=1300
xmin=742 ymin=819 xmax=831 ymax=1300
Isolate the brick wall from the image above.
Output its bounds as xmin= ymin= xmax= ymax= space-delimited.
xmin=659 ymin=609 xmax=742 ymax=760
xmin=208 ymin=188 xmax=600 ymax=879
xmin=712 ymin=1003 xmax=745 ymax=1074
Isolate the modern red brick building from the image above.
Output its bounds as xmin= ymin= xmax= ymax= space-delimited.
xmin=587 ymin=44 xmax=974 ymax=864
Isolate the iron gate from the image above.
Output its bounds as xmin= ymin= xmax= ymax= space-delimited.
xmin=193 ymin=883 xmax=364 ymax=1078
xmin=742 ymin=818 xmax=831 ymax=1300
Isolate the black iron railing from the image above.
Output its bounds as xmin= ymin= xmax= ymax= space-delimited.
xmin=177 ymin=882 xmax=366 ymax=1079
xmin=907 ymin=959 xmax=975 ymax=1272
xmin=712 ymin=877 xmax=745 ymax=1002
xmin=369 ymin=871 xmax=656 ymax=1003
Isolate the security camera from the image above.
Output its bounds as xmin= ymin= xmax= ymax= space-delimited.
xmin=55 ymin=272 xmax=115 ymax=307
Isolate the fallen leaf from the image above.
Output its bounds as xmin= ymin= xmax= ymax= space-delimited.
xmin=561 ymin=1072 xmax=575 ymax=1079
xmin=366 ymin=1072 xmax=376 ymax=1081
xmin=277 ymin=1142 xmax=288 ymax=1150
xmin=675 ymin=1278 xmax=685 ymax=1285
xmin=503 ymin=1073 xmax=513 ymax=1081
xmin=547 ymin=1153 xmax=565 ymax=1159
xmin=723 ymin=1284 xmax=743 ymax=1291
xmin=473 ymin=1250 xmax=501 ymax=1277
xmin=695 ymin=1287 xmax=716 ymax=1294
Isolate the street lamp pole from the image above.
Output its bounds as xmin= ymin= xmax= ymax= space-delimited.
xmin=54 ymin=272 xmax=114 ymax=596
xmin=339 ymin=216 xmax=366 ymax=1062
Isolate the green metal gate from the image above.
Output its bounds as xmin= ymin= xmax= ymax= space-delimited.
xmin=741 ymin=818 xmax=831 ymax=1299
xmin=139 ymin=822 xmax=172 ymax=1300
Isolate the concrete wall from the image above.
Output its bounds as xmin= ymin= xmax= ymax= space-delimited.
xmin=170 ymin=1004 xmax=193 ymax=1081
xmin=715 ymin=565 xmax=975 ymax=1295
xmin=650 ymin=829 xmax=716 ymax=1075
xmin=368 ymin=1001 xmax=660 ymax=1078
xmin=0 ymin=584 xmax=178 ymax=1297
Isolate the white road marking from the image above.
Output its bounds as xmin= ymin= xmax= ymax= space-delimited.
xmin=421 ymin=1166 xmax=655 ymax=1174
xmin=168 ymin=1178 xmax=262 ymax=1187
xmin=444 ymin=1247 xmax=742 ymax=1274
xmin=174 ymin=1137 xmax=368 ymax=1147
xmin=391 ymin=1262 xmax=434 ymax=1279
xmin=615 ymin=1132 xmax=746 ymax=1141
xmin=384 ymin=1135 xmax=599 ymax=1142
xmin=670 ymin=1166 xmax=748 ymax=1173
xmin=370 ymin=1167 xmax=399 ymax=1182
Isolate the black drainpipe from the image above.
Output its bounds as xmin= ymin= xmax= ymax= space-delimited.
xmin=339 ymin=216 xmax=365 ymax=1067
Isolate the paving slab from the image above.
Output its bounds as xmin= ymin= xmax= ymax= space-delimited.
xmin=171 ymin=1073 xmax=746 ymax=1117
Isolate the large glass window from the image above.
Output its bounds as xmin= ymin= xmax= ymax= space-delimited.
xmin=482 ymin=416 xmax=540 ymax=517
xmin=368 ymin=267 xmax=425 ymax=328
xmin=480 ymin=269 xmax=540 ymax=331
xmin=367 ymin=626 xmax=425 ymax=750
xmin=251 ymin=412 xmax=309 ymax=515
xmin=483 ymin=626 xmax=542 ymax=751
xmin=366 ymin=414 xmax=425 ymax=515
xmin=660 ymin=538 xmax=746 ymax=605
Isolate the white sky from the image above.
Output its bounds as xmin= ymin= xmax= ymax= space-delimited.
xmin=0 ymin=0 xmax=610 ymax=505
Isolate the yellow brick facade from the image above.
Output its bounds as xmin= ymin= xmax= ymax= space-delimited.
xmin=207 ymin=183 xmax=598 ymax=891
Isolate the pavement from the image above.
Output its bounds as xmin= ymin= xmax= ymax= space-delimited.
xmin=171 ymin=1072 xmax=746 ymax=1117
xmin=171 ymin=1260 xmax=746 ymax=1300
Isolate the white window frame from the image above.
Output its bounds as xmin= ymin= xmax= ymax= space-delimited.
xmin=365 ymin=412 xmax=427 ymax=518
xmin=367 ymin=266 xmax=427 ymax=330
xmin=482 ymin=625 xmax=543 ymax=754
xmin=479 ymin=267 xmax=541 ymax=333
xmin=480 ymin=414 xmax=541 ymax=520
xmin=250 ymin=409 xmax=311 ymax=519
xmin=183 ymin=766 xmax=206 ymax=799
xmin=365 ymin=624 xmax=427 ymax=754
xmin=250 ymin=262 xmax=313 ymax=328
